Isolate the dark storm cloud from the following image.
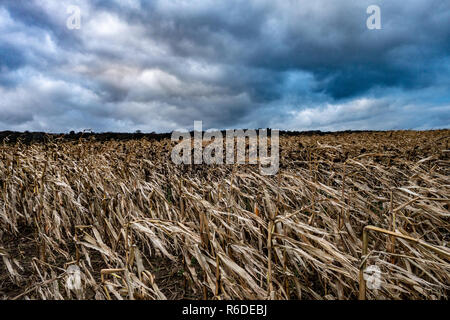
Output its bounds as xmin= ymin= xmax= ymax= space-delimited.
xmin=0 ymin=0 xmax=448 ymax=132
xmin=0 ymin=43 xmax=26 ymax=71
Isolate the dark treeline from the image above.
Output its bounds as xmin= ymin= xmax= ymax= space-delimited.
xmin=0 ymin=129 xmax=411 ymax=144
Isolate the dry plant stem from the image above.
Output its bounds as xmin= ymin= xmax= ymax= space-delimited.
xmin=359 ymin=225 xmax=450 ymax=300
xmin=267 ymin=220 xmax=274 ymax=298
xmin=215 ymin=255 xmax=220 ymax=297
xmin=339 ymin=164 xmax=346 ymax=229
xmin=101 ymin=268 xmax=126 ymax=300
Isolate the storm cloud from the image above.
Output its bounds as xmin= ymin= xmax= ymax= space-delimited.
xmin=0 ymin=0 xmax=449 ymax=132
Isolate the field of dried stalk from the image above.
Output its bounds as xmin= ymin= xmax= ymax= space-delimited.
xmin=0 ymin=130 xmax=449 ymax=300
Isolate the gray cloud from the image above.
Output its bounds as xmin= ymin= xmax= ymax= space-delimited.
xmin=0 ymin=0 xmax=449 ymax=132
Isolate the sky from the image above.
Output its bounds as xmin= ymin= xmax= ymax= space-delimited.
xmin=0 ymin=0 xmax=449 ymax=133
